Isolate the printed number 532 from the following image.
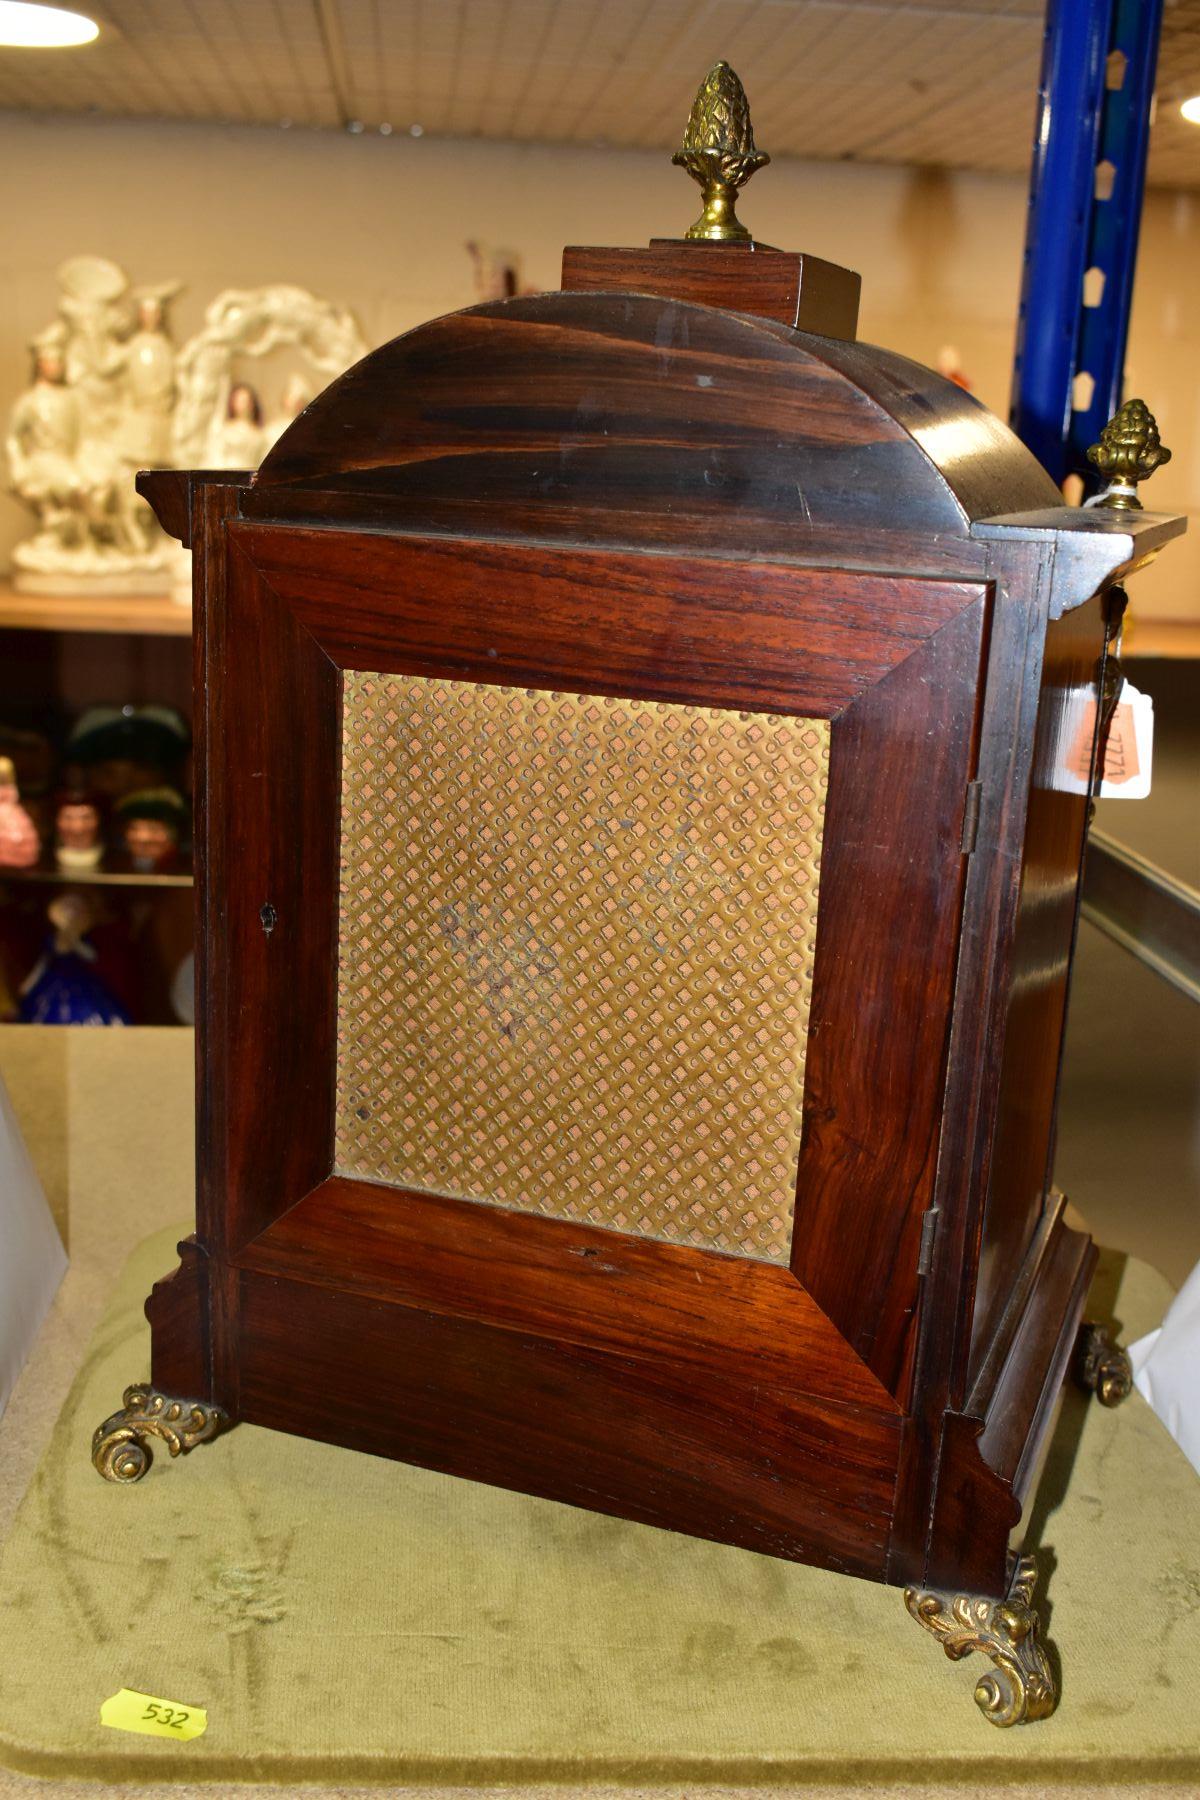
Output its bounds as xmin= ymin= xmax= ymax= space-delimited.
xmin=142 ymin=1703 xmax=190 ymax=1729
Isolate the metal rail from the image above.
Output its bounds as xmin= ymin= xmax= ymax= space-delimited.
xmin=1010 ymin=0 xmax=1165 ymax=486
xmin=1082 ymin=830 xmax=1200 ymax=1004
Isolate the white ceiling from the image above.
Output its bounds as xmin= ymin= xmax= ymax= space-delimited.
xmin=1 ymin=0 xmax=1198 ymax=188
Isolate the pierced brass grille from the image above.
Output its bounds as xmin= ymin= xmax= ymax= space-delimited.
xmin=334 ymin=674 xmax=829 ymax=1262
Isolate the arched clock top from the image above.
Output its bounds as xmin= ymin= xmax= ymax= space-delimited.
xmin=246 ymin=292 xmax=1061 ymax=576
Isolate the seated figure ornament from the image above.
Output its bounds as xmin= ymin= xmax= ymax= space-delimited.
xmin=117 ymin=285 xmax=181 ymax=469
xmin=164 ymin=285 xmax=367 ymax=603
xmin=5 ymin=257 xmax=179 ymax=593
xmin=5 ymin=325 xmax=82 ymax=576
xmin=170 ymin=285 xmax=367 ymax=471
xmin=6 ymin=259 xmax=367 ymax=599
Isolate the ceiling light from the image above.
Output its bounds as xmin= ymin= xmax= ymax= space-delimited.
xmin=1181 ymin=95 xmax=1200 ymax=124
xmin=0 ymin=2 xmax=98 ymax=46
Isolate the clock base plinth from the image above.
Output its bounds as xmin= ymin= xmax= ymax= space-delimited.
xmin=903 ymin=1553 xmax=1057 ymax=1727
xmin=91 ymin=1382 xmax=230 ymax=1483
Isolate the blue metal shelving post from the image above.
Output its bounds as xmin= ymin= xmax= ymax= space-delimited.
xmin=1010 ymin=0 xmax=1165 ymax=487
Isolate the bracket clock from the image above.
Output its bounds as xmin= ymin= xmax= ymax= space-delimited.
xmin=96 ymin=64 xmax=1184 ymax=1727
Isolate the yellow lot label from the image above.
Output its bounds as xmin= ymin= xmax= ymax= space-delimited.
xmin=100 ymin=1688 xmax=207 ymax=1741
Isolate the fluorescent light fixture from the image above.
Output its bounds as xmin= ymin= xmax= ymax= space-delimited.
xmin=0 ymin=2 xmax=98 ymax=47
xmin=1181 ymin=95 xmax=1200 ymax=124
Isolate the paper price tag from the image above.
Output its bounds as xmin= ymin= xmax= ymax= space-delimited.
xmin=1099 ymin=680 xmax=1154 ymax=799
xmin=100 ymin=1688 xmax=208 ymax=1741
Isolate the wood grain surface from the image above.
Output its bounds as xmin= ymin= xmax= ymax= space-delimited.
xmin=560 ymin=241 xmax=861 ymax=336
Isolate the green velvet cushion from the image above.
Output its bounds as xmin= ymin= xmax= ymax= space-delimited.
xmin=0 ymin=1226 xmax=1197 ymax=1786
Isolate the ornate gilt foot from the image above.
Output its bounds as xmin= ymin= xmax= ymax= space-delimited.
xmin=1074 ymin=1320 xmax=1134 ymax=1407
xmin=904 ymin=1554 xmax=1056 ymax=1726
xmin=92 ymin=1382 xmax=229 ymax=1483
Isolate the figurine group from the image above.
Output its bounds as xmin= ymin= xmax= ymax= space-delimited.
xmin=46 ymin=782 xmax=187 ymax=876
xmin=7 ymin=258 xmax=367 ymax=594
xmin=0 ymin=706 xmax=190 ymax=877
xmin=5 ymin=258 xmax=180 ymax=588
xmin=0 ymin=705 xmax=193 ymax=1026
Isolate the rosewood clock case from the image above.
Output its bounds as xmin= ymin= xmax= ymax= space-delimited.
xmin=121 ymin=225 xmax=1183 ymax=1721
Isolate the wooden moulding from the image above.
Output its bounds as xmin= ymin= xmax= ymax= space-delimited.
xmin=211 ymin=522 xmax=987 ymax=1400
xmin=972 ymin=507 xmax=1187 ymax=617
xmin=236 ymin=1176 xmax=898 ymax=1416
xmin=923 ymin=1201 xmax=1096 ymax=1597
xmin=137 ymin=469 xmax=254 ymax=549
xmin=965 ymin=594 xmax=1108 ymax=1383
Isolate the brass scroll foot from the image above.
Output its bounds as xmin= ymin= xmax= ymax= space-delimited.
xmin=92 ymin=1383 xmax=229 ymax=1482
xmin=1074 ymin=1320 xmax=1134 ymax=1407
xmin=904 ymin=1554 xmax=1057 ymax=1727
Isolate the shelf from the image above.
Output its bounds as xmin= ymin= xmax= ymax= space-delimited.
xmin=0 ymin=581 xmax=190 ymax=637
xmin=0 ymin=865 xmax=193 ymax=889
xmin=1124 ymin=620 xmax=1200 ymax=659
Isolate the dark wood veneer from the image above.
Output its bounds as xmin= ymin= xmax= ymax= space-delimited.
xmin=244 ymin=295 xmax=1057 ymax=582
xmin=237 ymin=1266 xmax=901 ymax=1575
xmin=235 ymin=522 xmax=979 ymax=717
xmin=560 ymin=241 xmax=862 ymax=337
xmin=202 ymin=531 xmax=341 ymax=1255
xmin=968 ymin=593 xmax=1109 ymax=1379
xmin=238 ymin=1175 xmax=899 ymax=1416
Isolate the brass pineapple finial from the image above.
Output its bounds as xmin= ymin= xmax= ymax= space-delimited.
xmin=1086 ymin=398 xmax=1171 ymax=510
xmin=672 ymin=62 xmax=769 ymax=243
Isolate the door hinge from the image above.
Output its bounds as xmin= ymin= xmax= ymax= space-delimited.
xmin=917 ymin=1207 xmax=940 ymax=1278
xmin=960 ymin=781 xmax=982 ymax=854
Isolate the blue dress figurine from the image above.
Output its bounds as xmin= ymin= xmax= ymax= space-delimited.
xmin=19 ymin=895 xmax=129 ymax=1027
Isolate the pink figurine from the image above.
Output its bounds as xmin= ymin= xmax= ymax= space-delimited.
xmin=0 ymin=756 xmax=39 ymax=868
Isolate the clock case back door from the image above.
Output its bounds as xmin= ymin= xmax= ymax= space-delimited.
xmin=158 ymin=495 xmax=988 ymax=1588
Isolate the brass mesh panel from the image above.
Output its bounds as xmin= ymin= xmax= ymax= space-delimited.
xmin=334 ymin=675 xmax=829 ymax=1262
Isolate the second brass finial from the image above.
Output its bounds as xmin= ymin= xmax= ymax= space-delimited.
xmin=1086 ymin=398 xmax=1171 ymax=510
xmin=672 ymin=62 xmax=769 ymax=243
